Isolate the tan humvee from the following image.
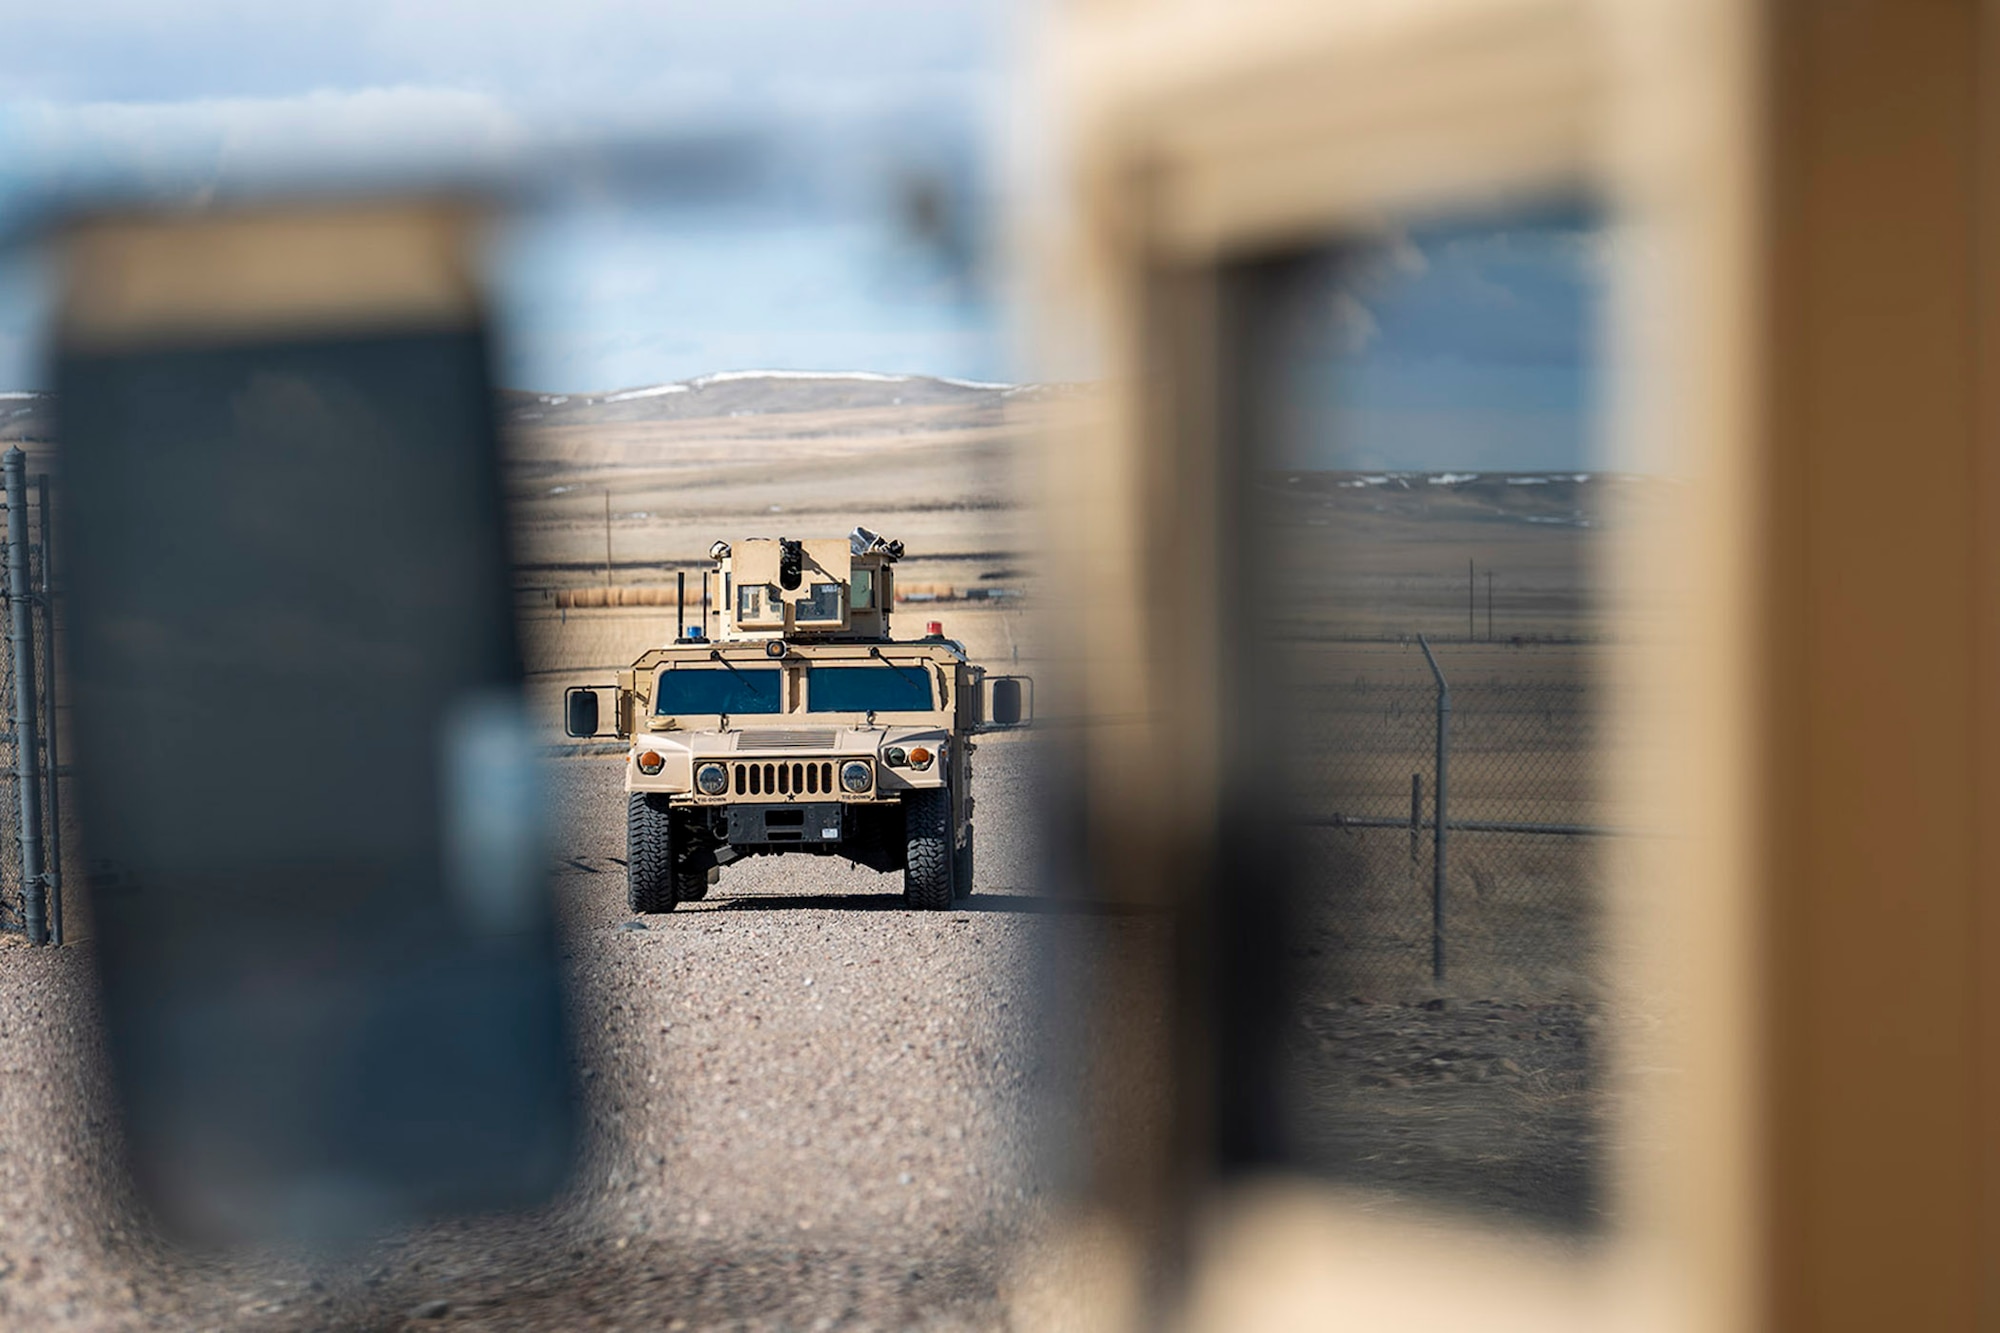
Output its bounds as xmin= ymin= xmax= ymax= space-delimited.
xmin=564 ymin=528 xmax=1030 ymax=911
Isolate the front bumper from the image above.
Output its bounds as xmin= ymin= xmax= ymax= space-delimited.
xmin=717 ymin=802 xmax=848 ymax=846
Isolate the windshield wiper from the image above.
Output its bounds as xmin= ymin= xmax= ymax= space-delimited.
xmin=869 ymin=646 xmax=928 ymax=686
xmin=708 ymin=648 xmax=752 ymax=681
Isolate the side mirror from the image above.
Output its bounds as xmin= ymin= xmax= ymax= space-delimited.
xmin=564 ymin=686 xmax=602 ymax=738
xmin=978 ymin=675 xmax=1033 ymax=730
xmin=992 ymin=677 xmax=1024 ymax=726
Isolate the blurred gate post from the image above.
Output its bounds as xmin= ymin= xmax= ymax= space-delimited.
xmin=5 ymin=449 xmax=46 ymax=944
xmin=1418 ymin=635 xmax=1449 ymax=983
xmin=37 ymin=472 xmax=59 ymax=945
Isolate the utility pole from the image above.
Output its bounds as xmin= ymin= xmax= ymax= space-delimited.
xmin=1486 ymin=570 xmax=1494 ymax=641
xmin=603 ymin=492 xmax=613 ymax=591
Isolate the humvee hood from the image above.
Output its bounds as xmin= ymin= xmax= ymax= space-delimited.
xmin=668 ymin=725 xmax=945 ymax=757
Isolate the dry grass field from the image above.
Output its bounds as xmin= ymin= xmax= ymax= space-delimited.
xmin=499 ymin=379 xmax=1058 ymax=602
xmin=497 ymin=373 xmax=1053 ymax=740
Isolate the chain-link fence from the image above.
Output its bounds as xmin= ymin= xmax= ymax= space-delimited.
xmin=0 ymin=455 xmax=64 ymax=945
xmin=1287 ymin=636 xmax=1605 ymax=1002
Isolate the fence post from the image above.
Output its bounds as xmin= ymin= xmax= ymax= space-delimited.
xmin=6 ymin=449 xmax=45 ymax=945
xmin=1418 ymin=634 xmax=1450 ymax=982
xmin=37 ymin=472 xmax=60 ymax=946
xmin=1409 ymin=772 xmax=1421 ymax=862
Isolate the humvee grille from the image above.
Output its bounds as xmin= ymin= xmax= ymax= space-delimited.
xmin=733 ymin=761 xmax=836 ymax=797
xmin=736 ymin=730 xmax=838 ymax=750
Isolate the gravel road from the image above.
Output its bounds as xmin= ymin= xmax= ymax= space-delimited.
xmin=0 ymin=732 xmax=1145 ymax=1331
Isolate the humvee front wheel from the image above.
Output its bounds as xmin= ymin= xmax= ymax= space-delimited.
xmin=902 ymin=787 xmax=953 ymax=910
xmin=626 ymin=793 xmax=693 ymax=913
xmin=681 ymin=866 xmax=712 ymax=902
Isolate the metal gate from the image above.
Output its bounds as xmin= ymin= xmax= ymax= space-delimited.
xmin=0 ymin=448 xmax=63 ymax=945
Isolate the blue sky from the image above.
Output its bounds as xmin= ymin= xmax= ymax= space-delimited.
xmin=0 ymin=2 xmax=1604 ymax=471
xmin=1260 ymin=210 xmax=1606 ymax=473
xmin=0 ymin=0 xmax=1013 ymax=392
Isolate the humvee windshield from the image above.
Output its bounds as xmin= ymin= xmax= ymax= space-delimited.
xmin=807 ymin=665 xmax=934 ymax=713
xmin=654 ymin=667 xmax=783 ymax=714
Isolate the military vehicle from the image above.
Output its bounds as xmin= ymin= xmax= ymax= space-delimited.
xmin=563 ymin=528 xmax=1030 ymax=911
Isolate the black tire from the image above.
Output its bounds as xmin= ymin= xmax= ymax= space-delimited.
xmin=902 ymin=787 xmax=953 ymax=910
xmin=953 ymin=821 xmax=974 ymax=901
xmin=668 ymin=809 xmax=711 ymax=902
xmin=626 ymin=793 xmax=678 ymax=914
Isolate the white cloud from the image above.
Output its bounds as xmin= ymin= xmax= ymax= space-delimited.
xmin=0 ymin=0 xmax=1006 ymax=106
xmin=1384 ymin=229 xmax=1428 ymax=276
xmin=6 ymin=86 xmax=532 ymax=183
xmin=1327 ymin=291 xmax=1379 ymax=354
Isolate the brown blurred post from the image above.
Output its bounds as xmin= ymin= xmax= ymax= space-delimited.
xmin=1764 ymin=2 xmax=1988 ymax=1328
xmin=603 ymin=491 xmax=613 ymax=590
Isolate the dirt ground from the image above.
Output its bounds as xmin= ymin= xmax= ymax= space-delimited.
xmin=0 ymin=735 xmax=1164 ymax=1331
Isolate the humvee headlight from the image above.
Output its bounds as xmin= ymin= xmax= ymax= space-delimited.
xmin=840 ymin=760 xmax=873 ymax=793
xmin=636 ymin=750 xmax=665 ymax=776
xmin=907 ymin=746 xmax=933 ymax=771
xmin=765 ymin=638 xmax=786 ymax=658
xmin=883 ymin=745 xmax=908 ymax=767
xmin=695 ymin=763 xmax=728 ymax=795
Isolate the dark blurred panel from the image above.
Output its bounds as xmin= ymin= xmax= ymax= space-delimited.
xmin=53 ymin=204 xmax=575 ymax=1244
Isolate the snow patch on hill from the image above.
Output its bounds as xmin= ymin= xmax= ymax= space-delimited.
xmin=601 ymin=383 xmax=693 ymax=403
xmin=587 ymin=370 xmax=1020 ymax=400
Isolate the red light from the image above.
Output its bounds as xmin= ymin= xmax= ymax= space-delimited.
xmin=926 ymin=621 xmax=943 ymax=637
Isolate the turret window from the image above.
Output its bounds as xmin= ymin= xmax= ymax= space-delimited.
xmin=736 ymin=583 xmax=783 ymax=627
xmin=797 ymin=582 xmax=845 ymax=624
